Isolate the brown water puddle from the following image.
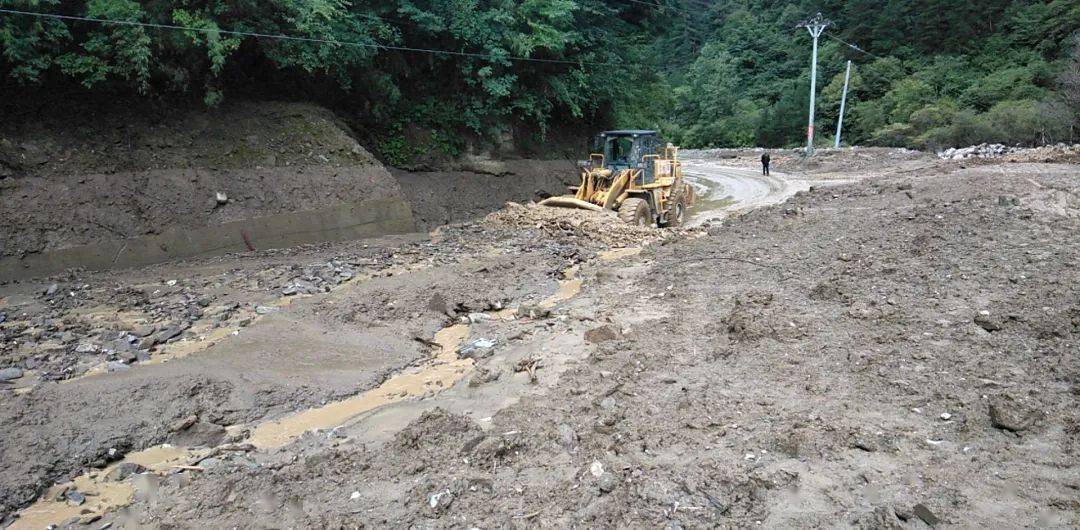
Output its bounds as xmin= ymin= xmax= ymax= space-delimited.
xmin=9 ymin=444 xmax=208 ymax=530
xmin=540 ymin=266 xmax=582 ymax=309
xmin=247 ymin=324 xmax=472 ymax=449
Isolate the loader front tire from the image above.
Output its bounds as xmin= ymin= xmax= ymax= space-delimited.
xmin=618 ymin=197 xmax=651 ymax=227
xmin=664 ymin=196 xmax=687 ymax=228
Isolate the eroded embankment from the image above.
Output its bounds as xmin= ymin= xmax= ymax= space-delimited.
xmin=0 ymin=101 xmax=575 ymax=281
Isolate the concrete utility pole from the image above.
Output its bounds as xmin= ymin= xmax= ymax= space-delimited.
xmin=798 ymin=13 xmax=831 ymax=156
xmin=834 ymin=59 xmax=852 ymax=149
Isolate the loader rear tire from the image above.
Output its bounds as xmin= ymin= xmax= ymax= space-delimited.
xmin=618 ymin=197 xmax=651 ymax=227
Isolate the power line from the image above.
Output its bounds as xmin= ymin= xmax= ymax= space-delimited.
xmin=0 ymin=8 xmax=630 ymax=68
xmin=823 ymin=32 xmax=883 ymax=60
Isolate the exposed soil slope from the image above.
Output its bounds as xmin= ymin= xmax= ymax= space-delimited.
xmin=0 ymin=101 xmax=402 ymax=258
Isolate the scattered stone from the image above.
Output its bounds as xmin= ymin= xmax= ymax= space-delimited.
xmin=168 ymin=420 xmax=227 ymax=447
xmin=105 ymin=462 xmax=147 ymax=482
xmin=584 ymin=324 xmax=621 ymax=344
xmin=468 ymin=367 xmax=501 ymax=387
xmin=557 ymin=423 xmax=578 ymax=452
xmin=974 ymin=311 xmax=1002 ymax=332
xmin=851 ymin=436 xmax=878 ymax=452
xmin=75 ymin=343 xmax=98 ymax=354
xmin=167 ymin=415 xmax=198 ymax=433
xmin=255 ymin=306 xmax=277 ymax=315
xmin=284 ymin=279 xmax=318 ymax=295
xmin=137 ymin=335 xmax=159 ymax=350
xmin=0 ymin=367 xmax=24 ymax=381
xmin=589 ymin=461 xmax=605 ymax=477
xmin=215 ymin=192 xmax=228 ymax=204
xmin=988 ymin=395 xmax=1036 ymax=432
xmin=116 ymin=350 xmax=138 ymax=364
xmin=598 ymin=473 xmax=618 ymax=493
xmin=131 ymin=325 xmax=155 ymax=337
xmin=857 ymin=506 xmax=904 ymax=529
xmin=516 ymin=304 xmax=551 ymax=319
xmin=106 ymin=361 xmax=130 ymax=373
xmin=65 ymin=490 xmax=86 ymax=506
xmin=466 ymin=312 xmax=491 ymax=323
xmin=912 ymin=503 xmax=940 ymax=526
xmin=44 ymin=283 xmax=59 ymax=296
xmin=458 ymin=338 xmax=496 ymax=359
xmin=427 ymin=489 xmax=454 ymax=514
xmin=153 ymin=323 xmax=187 ymax=344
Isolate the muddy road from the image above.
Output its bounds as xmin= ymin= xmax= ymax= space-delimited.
xmin=1 ymin=152 xmax=1079 ymax=529
xmin=684 ymin=164 xmax=808 ymax=225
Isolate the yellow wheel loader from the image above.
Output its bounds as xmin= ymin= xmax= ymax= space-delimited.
xmin=539 ymin=130 xmax=694 ymax=227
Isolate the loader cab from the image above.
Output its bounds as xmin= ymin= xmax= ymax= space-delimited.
xmin=595 ymin=130 xmax=662 ymax=184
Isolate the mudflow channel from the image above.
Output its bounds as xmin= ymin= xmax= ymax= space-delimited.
xmin=8 ymin=156 xmax=813 ymax=528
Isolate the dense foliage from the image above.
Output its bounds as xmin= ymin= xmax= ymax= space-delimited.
xmin=1 ymin=0 xmax=1078 ymax=153
xmin=658 ymin=0 xmax=1080 ymax=149
xmin=0 ymin=0 xmax=662 ymax=160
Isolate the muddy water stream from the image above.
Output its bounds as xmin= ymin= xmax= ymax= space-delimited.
xmin=9 ymin=445 xmax=208 ymax=530
xmin=10 ymin=321 xmax=470 ymax=528
xmin=247 ymin=324 xmax=471 ymax=449
xmin=10 ymin=265 xmax=588 ymax=528
xmin=539 ymin=265 xmax=581 ymax=308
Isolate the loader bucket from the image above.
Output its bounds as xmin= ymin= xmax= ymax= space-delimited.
xmin=538 ymin=196 xmax=605 ymax=212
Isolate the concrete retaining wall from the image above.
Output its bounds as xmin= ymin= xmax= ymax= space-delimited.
xmin=0 ymin=197 xmax=415 ymax=282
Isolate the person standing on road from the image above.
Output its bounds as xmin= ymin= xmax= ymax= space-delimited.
xmin=761 ymin=153 xmax=771 ymax=176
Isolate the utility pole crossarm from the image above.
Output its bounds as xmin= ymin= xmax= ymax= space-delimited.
xmin=798 ymin=12 xmax=832 ymax=156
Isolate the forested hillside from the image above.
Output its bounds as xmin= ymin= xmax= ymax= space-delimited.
xmin=1 ymin=0 xmax=1078 ymax=154
xmin=0 ymin=0 xmax=663 ymax=162
xmin=661 ymin=0 xmax=1080 ymax=149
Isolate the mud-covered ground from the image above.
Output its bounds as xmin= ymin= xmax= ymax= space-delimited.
xmin=1 ymin=153 xmax=1078 ymax=529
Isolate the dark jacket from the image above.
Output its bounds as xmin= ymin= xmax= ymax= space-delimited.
xmin=761 ymin=154 xmax=771 ymax=165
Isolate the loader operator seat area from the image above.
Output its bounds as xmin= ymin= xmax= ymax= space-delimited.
xmin=606 ymin=137 xmax=634 ymax=169
xmin=599 ymin=130 xmax=660 ymax=185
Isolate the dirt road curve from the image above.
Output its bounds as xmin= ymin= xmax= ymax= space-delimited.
xmin=682 ymin=161 xmax=815 ymax=225
xmin=1 ymin=152 xmax=1078 ymax=529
